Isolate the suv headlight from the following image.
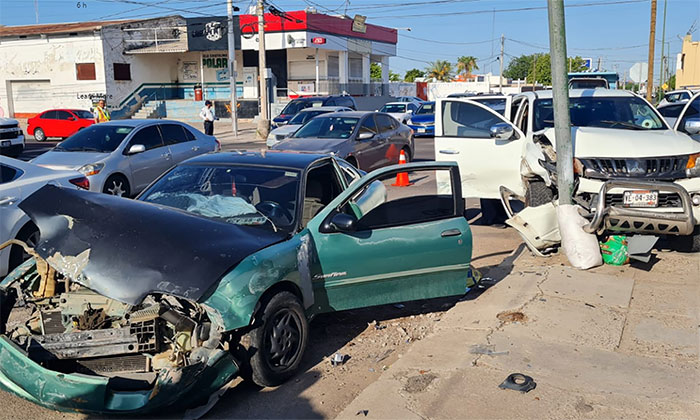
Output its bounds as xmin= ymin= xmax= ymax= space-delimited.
xmin=78 ymin=162 xmax=105 ymax=176
xmin=686 ymin=153 xmax=700 ymax=177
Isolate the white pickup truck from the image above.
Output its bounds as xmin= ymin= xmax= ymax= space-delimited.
xmin=435 ymin=89 xmax=700 ymax=252
xmin=0 ymin=117 xmax=25 ymax=158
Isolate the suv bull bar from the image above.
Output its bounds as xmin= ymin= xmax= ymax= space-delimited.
xmin=583 ymin=180 xmax=696 ymax=235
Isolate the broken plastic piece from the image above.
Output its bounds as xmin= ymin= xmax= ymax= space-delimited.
xmin=356 ymin=410 xmax=369 ymax=416
xmin=499 ymin=373 xmax=537 ymax=393
xmin=331 ymin=352 xmax=347 ymax=366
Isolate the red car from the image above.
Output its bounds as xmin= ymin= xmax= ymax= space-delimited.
xmin=27 ymin=109 xmax=95 ymax=142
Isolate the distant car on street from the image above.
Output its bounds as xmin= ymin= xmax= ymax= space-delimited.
xmin=377 ymin=102 xmax=419 ymax=124
xmin=31 ymin=119 xmax=219 ymax=197
xmin=406 ymin=101 xmax=435 ymax=137
xmin=0 ymin=155 xmax=89 ymax=277
xmin=0 ymin=117 xmax=25 ymax=158
xmin=273 ymin=111 xmax=414 ymax=171
xmin=273 ymin=95 xmax=357 ymax=127
xmin=658 ymin=89 xmax=698 ymax=107
xmin=27 ymin=109 xmax=95 ymax=142
xmin=266 ymin=106 xmax=352 ymax=148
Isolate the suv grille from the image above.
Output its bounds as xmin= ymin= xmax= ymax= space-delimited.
xmin=581 ymin=157 xmax=688 ymax=180
xmin=0 ymin=123 xmax=20 ymax=140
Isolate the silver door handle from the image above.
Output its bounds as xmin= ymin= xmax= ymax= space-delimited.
xmin=441 ymin=229 xmax=461 ymax=237
xmin=0 ymin=196 xmax=17 ymax=206
xmin=439 ymin=150 xmax=460 ymax=155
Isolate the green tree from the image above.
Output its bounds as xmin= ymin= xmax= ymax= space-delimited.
xmin=370 ymin=62 xmax=382 ymax=80
xmin=503 ymin=53 xmax=588 ymax=85
xmin=667 ymin=74 xmax=676 ymax=90
xmin=389 ymin=71 xmax=401 ymax=82
xmin=426 ymin=60 xmax=454 ymax=82
xmin=404 ymin=68 xmax=424 ymax=82
xmin=503 ymin=54 xmax=535 ymax=80
xmin=456 ymin=56 xmax=479 ymax=76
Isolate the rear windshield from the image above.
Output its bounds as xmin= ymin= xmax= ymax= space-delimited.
xmin=380 ymin=104 xmax=407 ymax=113
xmin=293 ymin=116 xmax=360 ymax=139
xmin=281 ymin=99 xmax=324 ymax=115
xmin=54 ymin=125 xmax=133 ymax=153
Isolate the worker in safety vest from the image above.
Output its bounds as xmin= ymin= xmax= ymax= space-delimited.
xmin=94 ymin=99 xmax=110 ymax=123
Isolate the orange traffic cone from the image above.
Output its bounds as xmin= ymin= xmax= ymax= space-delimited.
xmin=392 ymin=150 xmax=411 ymax=187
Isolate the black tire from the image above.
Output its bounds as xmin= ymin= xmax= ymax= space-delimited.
xmin=8 ymin=223 xmax=39 ymax=274
xmin=34 ymin=127 xmax=46 ymax=142
xmin=676 ymin=226 xmax=700 ymax=252
xmin=245 ymin=291 xmax=308 ymax=387
xmin=525 ymin=179 xmax=554 ymax=207
xmin=103 ymin=174 xmax=131 ymax=197
xmin=401 ymin=147 xmax=411 ymax=163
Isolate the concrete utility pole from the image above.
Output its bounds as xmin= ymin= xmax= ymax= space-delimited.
xmin=547 ymin=0 xmax=573 ymax=205
xmin=646 ymin=0 xmax=657 ymax=102
xmin=499 ymin=34 xmax=504 ymax=93
xmin=227 ymin=0 xmax=239 ymax=137
xmin=659 ymin=0 xmax=668 ymax=91
xmin=256 ymin=0 xmax=270 ymax=140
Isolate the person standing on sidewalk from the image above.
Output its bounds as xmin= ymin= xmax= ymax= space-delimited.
xmin=200 ymin=100 xmax=215 ymax=135
xmin=93 ymin=99 xmax=110 ymax=123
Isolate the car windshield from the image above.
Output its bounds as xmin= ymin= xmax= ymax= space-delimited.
xmin=380 ymin=104 xmax=407 ymax=113
xmin=73 ymin=110 xmax=94 ymax=119
xmin=281 ymin=99 xmax=324 ymax=115
xmin=533 ymin=96 xmax=666 ymax=131
xmin=140 ymin=164 xmax=300 ymax=233
xmin=53 ymin=125 xmax=133 ymax=152
xmin=416 ymin=103 xmax=435 ymax=115
xmin=293 ymin=116 xmax=359 ymax=139
xmin=289 ymin=109 xmax=330 ymax=125
xmin=471 ymin=98 xmax=507 ymax=115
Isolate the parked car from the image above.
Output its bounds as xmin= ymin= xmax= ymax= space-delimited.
xmin=658 ymin=89 xmax=697 ymax=107
xmin=394 ymin=96 xmax=424 ymax=104
xmin=467 ymin=94 xmax=512 ymax=117
xmin=0 ymin=156 xmax=89 ymax=277
xmin=273 ymin=95 xmax=357 ymax=127
xmin=31 ymin=119 xmax=219 ymax=197
xmin=266 ymin=106 xmax=352 ymax=148
xmin=435 ymin=88 xmax=700 ymax=252
xmin=406 ymin=101 xmax=436 ymax=137
xmin=0 ymin=151 xmax=476 ymax=415
xmin=568 ymin=77 xmax=609 ymax=89
xmin=273 ymin=111 xmax=414 ymax=171
xmin=657 ymin=102 xmax=687 ymax=127
xmin=0 ymin=117 xmax=25 ymax=158
xmin=378 ymin=102 xmax=419 ymax=124
xmin=27 ymin=109 xmax=95 ymax=142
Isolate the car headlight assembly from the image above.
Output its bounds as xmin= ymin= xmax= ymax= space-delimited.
xmin=78 ymin=162 xmax=105 ymax=176
xmin=686 ymin=153 xmax=700 ymax=177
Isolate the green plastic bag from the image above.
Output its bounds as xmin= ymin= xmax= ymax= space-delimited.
xmin=599 ymin=235 xmax=629 ymax=265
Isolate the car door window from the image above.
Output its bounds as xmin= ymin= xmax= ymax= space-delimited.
xmin=182 ymin=126 xmax=197 ymax=141
xmin=302 ymin=162 xmax=344 ymax=228
xmin=128 ymin=125 xmax=164 ymax=150
xmin=442 ymin=100 xmax=506 ymax=138
xmin=359 ymin=115 xmax=378 ymax=136
xmin=678 ymin=96 xmax=700 ymax=134
xmin=0 ymin=164 xmax=23 ymax=183
xmin=335 ymin=158 xmax=362 ymax=186
xmin=55 ymin=110 xmax=73 ymax=120
xmin=376 ymin=115 xmax=394 ymax=134
xmin=159 ymin=124 xmax=189 ymax=145
xmin=42 ymin=110 xmax=57 ymax=119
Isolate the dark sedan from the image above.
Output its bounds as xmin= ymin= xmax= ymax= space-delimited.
xmin=272 ymin=111 xmax=414 ymax=171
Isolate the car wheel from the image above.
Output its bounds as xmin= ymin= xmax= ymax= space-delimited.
xmin=401 ymin=147 xmax=411 ymax=163
xmin=246 ymin=291 xmax=308 ymax=387
xmin=525 ymin=179 xmax=554 ymax=207
xmin=103 ymin=175 xmax=130 ymax=197
xmin=8 ymin=223 xmax=39 ymax=273
xmin=34 ymin=127 xmax=46 ymax=142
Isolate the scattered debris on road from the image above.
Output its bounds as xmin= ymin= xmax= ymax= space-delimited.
xmin=498 ymin=373 xmax=537 ymax=393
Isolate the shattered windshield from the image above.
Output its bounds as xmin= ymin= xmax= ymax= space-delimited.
xmin=139 ymin=164 xmax=300 ymax=232
xmin=54 ymin=125 xmax=133 ymax=152
xmin=533 ymin=96 xmax=666 ymax=131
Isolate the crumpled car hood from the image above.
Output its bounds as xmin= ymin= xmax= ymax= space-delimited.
xmin=18 ymin=185 xmax=286 ymax=305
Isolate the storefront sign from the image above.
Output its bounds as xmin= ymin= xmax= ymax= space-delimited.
xmin=186 ymin=16 xmax=240 ymax=51
xmin=203 ymin=53 xmax=228 ymax=69
xmin=311 ymin=37 xmax=326 ymax=45
xmin=352 ymin=15 xmax=367 ymax=33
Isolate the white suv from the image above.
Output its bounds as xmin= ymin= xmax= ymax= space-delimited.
xmin=435 ymin=89 xmax=700 ymax=251
xmin=0 ymin=118 xmax=25 ymax=158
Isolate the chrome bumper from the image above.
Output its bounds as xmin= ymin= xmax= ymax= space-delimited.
xmin=582 ymin=180 xmax=696 ymax=236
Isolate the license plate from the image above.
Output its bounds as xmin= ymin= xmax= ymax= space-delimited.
xmin=623 ymin=190 xmax=658 ymax=208
xmin=0 ymin=140 xmax=9 ymax=147
xmin=417 ymin=128 xmax=425 ymax=133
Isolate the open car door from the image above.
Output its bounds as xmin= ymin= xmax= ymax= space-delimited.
xmin=674 ymin=92 xmax=700 ymax=140
xmin=434 ymin=98 xmax=526 ymax=199
xmin=305 ymin=161 xmax=476 ymax=314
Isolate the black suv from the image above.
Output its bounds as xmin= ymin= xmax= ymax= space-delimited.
xmin=273 ymin=95 xmax=358 ymax=126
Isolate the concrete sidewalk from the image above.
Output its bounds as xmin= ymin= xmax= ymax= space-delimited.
xmin=338 ymin=249 xmax=700 ymax=419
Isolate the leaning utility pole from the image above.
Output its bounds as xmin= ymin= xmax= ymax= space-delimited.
xmin=227 ymin=0 xmax=239 ymax=137
xmin=499 ymin=34 xmax=504 ymax=93
xmin=646 ymin=0 xmax=657 ymax=102
xmin=256 ymin=0 xmax=270 ymax=140
xmin=659 ymin=0 xmax=668 ymax=91
xmin=547 ymin=0 xmax=573 ymax=205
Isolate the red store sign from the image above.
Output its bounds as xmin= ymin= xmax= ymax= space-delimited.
xmin=311 ymin=37 xmax=326 ymax=45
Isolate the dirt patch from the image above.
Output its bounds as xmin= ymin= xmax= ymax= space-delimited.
xmin=403 ymin=373 xmax=438 ymax=393
xmin=497 ymin=310 xmax=528 ymax=323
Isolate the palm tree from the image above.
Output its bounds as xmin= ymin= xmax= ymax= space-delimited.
xmin=426 ymin=60 xmax=454 ymax=82
xmin=456 ymin=56 xmax=479 ymax=77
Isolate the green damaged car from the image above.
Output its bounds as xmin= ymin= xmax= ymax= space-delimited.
xmin=0 ymin=151 xmax=477 ymax=414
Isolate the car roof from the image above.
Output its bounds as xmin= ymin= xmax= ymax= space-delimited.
xmin=181 ymin=150 xmax=333 ymax=170
xmin=313 ymin=111 xmax=374 ymax=118
xmin=517 ymin=89 xmax=637 ymax=99
xmin=298 ymin=106 xmax=349 ymax=112
xmin=383 ymin=102 xmax=409 ymax=106
xmin=92 ymin=119 xmax=187 ymax=127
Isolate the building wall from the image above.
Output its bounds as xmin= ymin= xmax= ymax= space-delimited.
xmin=0 ymin=33 xmax=106 ymax=117
xmin=676 ymin=35 xmax=700 ymax=89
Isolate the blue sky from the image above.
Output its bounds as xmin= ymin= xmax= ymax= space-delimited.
xmin=2 ymin=0 xmax=698 ymax=81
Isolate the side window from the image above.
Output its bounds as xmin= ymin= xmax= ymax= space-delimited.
xmin=681 ymin=92 xmax=691 ymax=100
xmin=128 ymin=125 xmax=164 ymax=150
xmin=0 ymin=164 xmax=23 ymax=184
xmin=359 ymin=115 xmax=378 ymax=135
xmin=510 ymin=99 xmax=522 ymax=122
xmin=678 ymin=96 xmax=700 ymax=133
xmin=376 ymin=115 xmax=395 ymax=133
xmin=517 ymin=101 xmax=530 ymax=133
xmin=159 ymin=124 xmax=188 ymax=145
xmin=325 ymin=99 xmax=336 ymax=106
xmin=339 ymin=167 xmax=457 ymax=230
xmin=347 ymin=97 xmax=357 ymax=109
xmin=302 ymin=162 xmax=344 ymax=228
xmin=42 ymin=111 xmax=58 ymax=119
xmin=182 ymin=125 xmax=197 ymax=141
xmin=441 ymin=100 xmax=505 ymax=138
xmin=408 ymin=103 xmax=417 ymax=112
xmin=56 ymin=110 xmax=73 ymax=120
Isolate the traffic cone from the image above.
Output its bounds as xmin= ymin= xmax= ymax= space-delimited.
xmin=392 ymin=150 xmax=411 ymax=187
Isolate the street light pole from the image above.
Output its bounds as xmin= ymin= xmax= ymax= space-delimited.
xmin=227 ymin=0 xmax=239 ymax=137
xmin=547 ymin=0 xmax=573 ymax=206
xmin=256 ymin=0 xmax=270 ymax=140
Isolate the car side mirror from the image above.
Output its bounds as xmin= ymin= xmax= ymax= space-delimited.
xmin=127 ymin=144 xmax=146 ymax=155
xmin=490 ymin=123 xmax=515 ymax=140
xmin=67 ymin=116 xmax=75 ymax=121
xmin=357 ymin=131 xmax=375 ymax=140
xmin=330 ymin=213 xmax=357 ymax=233
xmin=684 ymin=118 xmax=700 ymax=135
